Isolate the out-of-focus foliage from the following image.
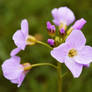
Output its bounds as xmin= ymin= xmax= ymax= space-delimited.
xmin=0 ymin=0 xmax=92 ymax=92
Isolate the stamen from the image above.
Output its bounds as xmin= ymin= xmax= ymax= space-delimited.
xmin=68 ymin=48 xmax=77 ymax=58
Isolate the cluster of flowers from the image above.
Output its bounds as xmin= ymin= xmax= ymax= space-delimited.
xmin=1 ymin=6 xmax=92 ymax=87
xmin=47 ymin=7 xmax=92 ymax=77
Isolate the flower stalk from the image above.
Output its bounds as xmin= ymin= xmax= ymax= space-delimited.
xmin=57 ymin=62 xmax=62 ymax=92
xmin=37 ymin=40 xmax=53 ymax=50
xmin=32 ymin=63 xmax=57 ymax=69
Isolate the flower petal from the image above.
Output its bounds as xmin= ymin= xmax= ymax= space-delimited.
xmin=10 ymin=48 xmax=21 ymax=56
xmin=66 ymin=30 xmax=86 ymax=49
xmin=52 ymin=7 xmax=75 ymax=26
xmin=65 ymin=56 xmax=83 ymax=78
xmin=74 ymin=46 xmax=92 ymax=64
xmin=21 ymin=19 xmax=28 ymax=37
xmin=72 ymin=18 xmax=87 ymax=30
xmin=51 ymin=43 xmax=70 ymax=63
xmin=2 ymin=56 xmax=23 ymax=80
xmin=13 ymin=30 xmax=26 ymax=50
xmin=11 ymin=72 xmax=26 ymax=87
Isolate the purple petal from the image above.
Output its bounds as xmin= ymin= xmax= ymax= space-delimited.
xmin=21 ymin=19 xmax=28 ymax=38
xmin=51 ymin=43 xmax=70 ymax=63
xmin=51 ymin=7 xmax=75 ymax=26
xmin=10 ymin=48 xmax=21 ymax=56
xmin=66 ymin=30 xmax=86 ymax=49
xmin=72 ymin=18 xmax=87 ymax=30
xmin=13 ymin=30 xmax=26 ymax=50
xmin=65 ymin=57 xmax=83 ymax=78
xmin=2 ymin=56 xmax=24 ymax=80
xmin=74 ymin=46 xmax=92 ymax=64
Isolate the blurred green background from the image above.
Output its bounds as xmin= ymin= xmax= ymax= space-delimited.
xmin=0 ymin=0 xmax=92 ymax=92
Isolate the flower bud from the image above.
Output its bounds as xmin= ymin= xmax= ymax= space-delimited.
xmin=47 ymin=39 xmax=55 ymax=46
xmin=72 ymin=18 xmax=87 ymax=30
xmin=46 ymin=21 xmax=56 ymax=37
xmin=60 ymin=28 xmax=65 ymax=35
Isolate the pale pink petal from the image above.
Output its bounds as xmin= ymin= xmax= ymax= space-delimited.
xmin=11 ymin=72 xmax=26 ymax=87
xmin=52 ymin=8 xmax=58 ymax=19
xmin=10 ymin=48 xmax=21 ymax=56
xmin=2 ymin=56 xmax=23 ymax=80
xmin=66 ymin=30 xmax=86 ymax=49
xmin=21 ymin=19 xmax=28 ymax=37
xmin=51 ymin=7 xmax=75 ymax=26
xmin=13 ymin=30 xmax=26 ymax=50
xmin=51 ymin=43 xmax=70 ymax=63
xmin=65 ymin=56 xmax=83 ymax=78
xmin=74 ymin=46 xmax=92 ymax=64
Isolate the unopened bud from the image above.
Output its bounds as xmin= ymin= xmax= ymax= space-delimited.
xmin=60 ymin=28 xmax=65 ymax=35
xmin=72 ymin=18 xmax=87 ymax=30
xmin=46 ymin=21 xmax=56 ymax=37
xmin=55 ymin=36 xmax=62 ymax=44
xmin=47 ymin=39 xmax=55 ymax=46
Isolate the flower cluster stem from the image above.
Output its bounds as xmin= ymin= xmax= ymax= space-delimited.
xmin=37 ymin=41 xmax=53 ymax=50
xmin=57 ymin=62 xmax=62 ymax=92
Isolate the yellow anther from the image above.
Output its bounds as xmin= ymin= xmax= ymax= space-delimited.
xmin=68 ymin=48 xmax=77 ymax=58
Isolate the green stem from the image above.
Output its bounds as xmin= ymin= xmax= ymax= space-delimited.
xmin=32 ymin=63 xmax=57 ymax=69
xmin=37 ymin=41 xmax=53 ymax=50
xmin=61 ymin=72 xmax=68 ymax=78
xmin=57 ymin=62 xmax=62 ymax=92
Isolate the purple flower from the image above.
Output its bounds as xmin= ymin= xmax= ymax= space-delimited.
xmin=2 ymin=56 xmax=31 ymax=87
xmin=51 ymin=30 xmax=92 ymax=78
xmin=51 ymin=7 xmax=75 ymax=26
xmin=11 ymin=19 xmax=37 ymax=56
xmin=47 ymin=39 xmax=55 ymax=46
xmin=72 ymin=18 xmax=87 ymax=30
xmin=10 ymin=19 xmax=28 ymax=56
xmin=13 ymin=19 xmax=28 ymax=50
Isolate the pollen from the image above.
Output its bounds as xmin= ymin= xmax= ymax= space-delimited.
xmin=68 ymin=48 xmax=77 ymax=58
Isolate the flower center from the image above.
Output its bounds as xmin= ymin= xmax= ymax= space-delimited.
xmin=22 ymin=63 xmax=32 ymax=71
xmin=68 ymin=48 xmax=77 ymax=58
xmin=26 ymin=35 xmax=37 ymax=45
